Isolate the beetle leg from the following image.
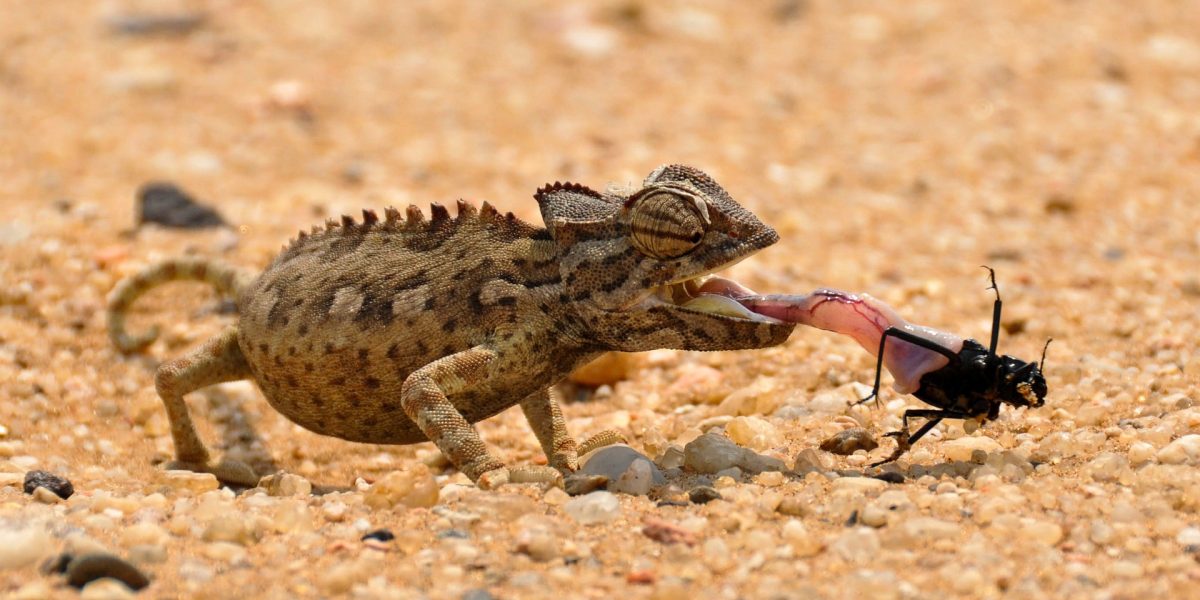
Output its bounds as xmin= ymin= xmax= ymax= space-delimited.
xmin=857 ymin=328 xmax=964 ymax=406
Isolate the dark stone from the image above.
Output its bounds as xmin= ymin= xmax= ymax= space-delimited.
xmin=462 ymin=590 xmax=497 ymax=600
xmin=64 ymin=553 xmax=151 ymax=591
xmin=871 ymin=471 xmax=906 ymax=484
xmin=23 ymin=470 xmax=74 ymax=499
xmin=436 ymin=529 xmax=469 ymax=540
xmin=688 ymin=486 xmax=722 ymax=504
xmin=106 ymin=12 xmax=206 ymax=36
xmin=361 ymin=529 xmax=394 ymax=542
xmin=563 ymin=473 xmax=608 ymax=496
xmin=819 ymin=428 xmax=879 ymax=455
xmin=137 ymin=182 xmax=226 ymax=229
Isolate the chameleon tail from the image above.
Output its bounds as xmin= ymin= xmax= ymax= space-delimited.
xmin=107 ymin=258 xmax=253 ymax=353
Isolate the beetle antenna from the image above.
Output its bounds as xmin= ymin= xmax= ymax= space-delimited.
xmin=982 ymin=266 xmax=1001 ymax=357
xmin=1039 ymin=338 xmax=1053 ymax=372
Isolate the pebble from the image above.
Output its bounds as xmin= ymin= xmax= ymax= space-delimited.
xmin=776 ymin=496 xmax=808 ymax=517
xmin=1083 ymin=452 xmax=1129 ymax=482
xmin=201 ymin=542 xmax=248 ymax=564
xmin=610 ymin=458 xmax=655 ymax=496
xmin=120 ymin=523 xmax=168 ymax=548
xmin=564 ymin=491 xmax=621 ymax=525
xmin=1175 ymin=527 xmax=1200 ymax=546
xmin=563 ymin=473 xmax=609 ymax=496
xmin=202 ymin=515 xmax=256 ymax=545
xmin=683 ymin=432 xmax=785 ymax=474
xmin=792 ymin=448 xmax=832 ymax=473
xmin=781 ymin=519 xmax=822 ymax=557
xmin=893 ymin=517 xmax=960 ymax=544
xmin=162 ymin=470 xmax=219 ymax=494
xmin=23 ymin=470 xmax=74 ymax=499
xmin=688 ymin=486 xmax=722 ymax=504
xmin=136 ymin=182 xmax=226 ymax=229
xmin=1127 ymin=441 xmax=1156 ymax=465
xmin=105 ymin=11 xmax=206 ymax=36
xmin=362 ymin=529 xmax=395 ymax=542
xmin=33 ymin=486 xmax=63 ymax=504
xmin=819 ymin=429 xmax=878 ymax=455
xmin=0 ymin=524 xmax=53 ymax=569
xmin=259 ymin=471 xmax=312 ymax=497
xmin=832 ymin=477 xmax=887 ymax=494
xmin=514 ymin=519 xmax=559 ymax=562
xmin=581 ymin=445 xmax=665 ymax=491
xmin=657 ymin=446 xmax=686 ymax=470
xmin=859 ymin=504 xmax=889 ymax=527
xmin=364 ymin=465 xmax=439 ymax=509
xmin=830 ymin=527 xmax=881 ymax=564
xmin=272 ymin=499 xmax=313 ymax=533
xmin=1156 ymin=434 xmax=1200 ymax=465
xmin=1017 ymin=519 xmax=1064 ymax=546
xmin=80 ymin=578 xmax=137 ymax=600
xmin=939 ymin=436 xmax=1003 ymax=462
xmin=725 ymin=416 xmax=780 ymax=450
xmin=64 ymin=553 xmax=151 ymax=591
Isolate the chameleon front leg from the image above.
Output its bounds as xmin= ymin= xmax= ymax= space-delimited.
xmin=521 ymin=387 xmax=628 ymax=474
xmin=401 ymin=346 xmax=560 ymax=489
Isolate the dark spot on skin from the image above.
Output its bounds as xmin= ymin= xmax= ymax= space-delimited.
xmin=451 ymin=271 xmax=466 ymax=281
xmin=347 ymin=394 xmax=362 ymax=407
xmin=298 ymin=324 xmax=309 ymax=337
xmin=424 ymin=297 xmax=435 ymax=311
xmin=382 ymin=402 xmax=400 ymax=412
xmin=304 ymin=362 xmax=314 ymax=373
xmin=258 ymin=343 xmax=268 ymax=354
xmin=288 ymin=346 xmax=297 ymax=356
xmin=363 ymin=418 xmax=377 ymax=429
xmin=281 ymin=316 xmax=290 ymax=327
xmin=498 ymin=296 xmax=517 ymax=306
xmin=640 ymin=277 xmax=652 ymax=288
xmin=358 ymin=348 xmax=369 ymax=363
xmin=442 ymin=319 xmax=457 ymax=333
xmin=286 ymin=375 xmax=298 ymax=387
xmin=331 ymin=376 xmax=346 ymax=386
xmin=364 ymin=377 xmax=380 ymax=389
xmin=293 ymin=298 xmax=304 ymax=307
xmin=324 ymin=343 xmax=335 ymax=354
xmin=558 ymin=293 xmax=570 ymax=304
xmin=572 ymin=290 xmax=592 ymax=301
xmin=273 ymin=355 xmax=283 ymax=367
xmin=442 ymin=345 xmax=455 ymax=357
xmin=416 ymin=341 xmax=428 ymax=355
xmin=386 ymin=344 xmax=400 ymax=360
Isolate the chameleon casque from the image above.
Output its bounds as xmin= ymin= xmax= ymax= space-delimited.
xmin=107 ymin=165 xmax=795 ymax=488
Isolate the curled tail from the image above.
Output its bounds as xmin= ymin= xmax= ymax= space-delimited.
xmin=107 ymin=258 xmax=253 ymax=353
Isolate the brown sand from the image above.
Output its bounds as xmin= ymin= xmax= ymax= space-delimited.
xmin=1 ymin=1 xmax=1199 ymax=598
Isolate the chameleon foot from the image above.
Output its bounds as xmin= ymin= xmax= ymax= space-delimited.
xmin=165 ymin=457 xmax=260 ymax=487
xmin=476 ymin=465 xmax=564 ymax=490
xmin=578 ymin=429 xmax=627 ymax=456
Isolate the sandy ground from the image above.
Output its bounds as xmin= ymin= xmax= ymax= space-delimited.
xmin=2 ymin=0 xmax=1200 ymax=598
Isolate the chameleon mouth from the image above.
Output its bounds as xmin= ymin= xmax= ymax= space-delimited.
xmin=640 ymin=275 xmax=783 ymax=323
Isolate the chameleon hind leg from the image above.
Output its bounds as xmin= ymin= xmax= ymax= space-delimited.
xmin=154 ymin=326 xmax=259 ymax=486
xmin=520 ymin=387 xmax=625 ymax=480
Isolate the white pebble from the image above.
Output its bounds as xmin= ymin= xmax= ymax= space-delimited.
xmin=564 ymin=491 xmax=620 ymax=525
xmin=830 ymin=527 xmax=880 ymax=564
xmin=940 ymin=436 xmax=1002 ymax=462
xmin=0 ymin=524 xmax=53 ymax=569
xmin=1156 ymin=434 xmax=1200 ymax=465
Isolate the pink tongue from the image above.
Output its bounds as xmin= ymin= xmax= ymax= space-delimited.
xmin=695 ymin=277 xmax=757 ymax=298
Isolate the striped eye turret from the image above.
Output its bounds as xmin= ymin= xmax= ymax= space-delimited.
xmin=629 ymin=190 xmax=710 ymax=259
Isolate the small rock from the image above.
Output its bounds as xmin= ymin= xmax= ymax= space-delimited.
xmin=819 ymin=429 xmax=878 ymax=455
xmin=581 ymin=445 xmax=664 ymax=491
xmin=940 ymin=436 xmax=1003 ymax=462
xmin=610 ymin=458 xmax=655 ymax=496
xmin=1017 ymin=519 xmax=1064 ymax=546
xmin=859 ymin=504 xmax=888 ymax=528
xmin=202 ymin=515 xmax=256 ymax=546
xmin=361 ymin=529 xmax=394 ymax=542
xmin=830 ymin=527 xmax=881 ymax=564
xmin=272 ymin=500 xmax=313 ymax=534
xmin=563 ymin=473 xmax=608 ymax=496
xmin=1127 ymin=441 xmax=1156 ymax=466
xmin=725 ymin=416 xmax=779 ymax=450
xmin=563 ymin=491 xmax=620 ymax=525
xmin=462 ymin=590 xmax=497 ymax=600
xmin=641 ymin=517 xmax=698 ymax=546
xmin=893 ymin=517 xmax=960 ymax=543
xmin=259 ymin=472 xmax=312 ymax=497
xmin=832 ymin=477 xmax=887 ymax=494
xmin=33 ymin=486 xmax=63 ymax=504
xmin=162 ymin=470 xmax=219 ymax=494
xmin=684 ymin=431 xmax=785 ymax=474
xmin=656 ymin=446 xmax=686 ymax=470
xmin=1175 ymin=527 xmax=1200 ymax=546
xmin=514 ymin=518 xmax=559 ymax=562
xmin=782 ymin=519 xmax=823 ymax=557
xmin=793 ymin=448 xmax=832 ymax=473
xmin=1157 ymin=434 xmax=1200 ymax=465
xmin=64 ymin=553 xmax=150 ymax=591
xmin=105 ymin=11 xmax=205 ymax=36
xmin=1083 ymin=452 xmax=1129 ymax=482
xmin=120 ymin=523 xmax=168 ymax=548
xmin=364 ymin=464 xmax=439 ymax=509
xmin=137 ymin=182 xmax=226 ymax=229
xmin=870 ymin=471 xmax=905 ymax=484
xmin=201 ymin=542 xmax=247 ymax=564
xmin=776 ymin=496 xmax=808 ymax=517
xmin=0 ymin=524 xmax=53 ymax=569
xmin=688 ymin=486 xmax=722 ymax=504
xmin=23 ymin=470 xmax=74 ymax=499
xmin=80 ymin=578 xmax=136 ymax=600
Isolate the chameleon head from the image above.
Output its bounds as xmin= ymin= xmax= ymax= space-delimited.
xmin=536 ymin=164 xmax=795 ymax=352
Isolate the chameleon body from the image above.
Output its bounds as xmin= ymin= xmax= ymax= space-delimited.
xmin=107 ymin=165 xmax=794 ymax=488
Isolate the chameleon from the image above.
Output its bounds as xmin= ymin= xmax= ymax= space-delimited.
xmin=107 ymin=165 xmax=795 ymax=488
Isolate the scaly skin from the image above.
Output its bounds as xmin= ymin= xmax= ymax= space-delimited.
xmin=107 ymin=165 xmax=795 ymax=488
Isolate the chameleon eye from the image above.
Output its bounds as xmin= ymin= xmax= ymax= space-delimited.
xmin=629 ymin=192 xmax=708 ymax=259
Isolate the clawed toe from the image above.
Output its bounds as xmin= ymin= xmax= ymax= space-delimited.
xmin=165 ymin=457 xmax=259 ymax=487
